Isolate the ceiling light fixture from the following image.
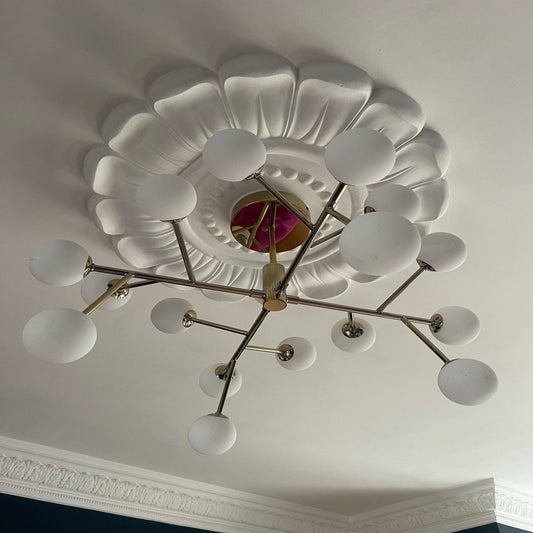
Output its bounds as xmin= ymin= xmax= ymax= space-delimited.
xmin=22 ymin=55 xmax=498 ymax=455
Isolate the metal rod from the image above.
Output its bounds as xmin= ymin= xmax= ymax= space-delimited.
xmin=310 ymin=228 xmax=344 ymax=248
xmin=255 ymin=174 xmax=314 ymax=229
xmin=245 ymin=345 xmax=283 ymax=355
xmin=125 ymin=280 xmax=159 ymax=289
xmin=188 ymin=316 xmax=247 ymax=336
xmin=278 ymin=183 xmax=347 ymax=293
xmin=247 ymin=202 xmax=270 ymax=248
xmin=325 ymin=207 xmax=351 ymax=225
xmin=82 ymin=272 xmax=134 ymax=315
xmin=171 ymin=220 xmax=196 ymax=282
xmin=286 ymin=295 xmax=433 ymax=325
xmin=216 ymin=308 xmax=270 ymax=415
xmin=216 ymin=359 xmax=237 ymax=415
xmin=252 ymin=237 xmax=269 ymax=254
xmin=401 ymin=316 xmax=450 ymax=364
xmin=268 ymin=202 xmax=277 ymax=264
xmin=229 ymin=308 xmax=270 ymax=363
xmin=92 ymin=264 xmax=266 ymax=299
xmin=376 ymin=265 xmax=428 ymax=313
xmin=348 ymin=312 xmax=354 ymax=323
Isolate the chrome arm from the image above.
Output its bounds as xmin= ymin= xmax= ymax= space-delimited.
xmin=82 ymin=272 xmax=134 ymax=315
xmin=254 ymin=174 xmax=314 ymax=229
xmin=401 ymin=316 xmax=450 ymax=364
xmin=287 ymin=295 xmax=434 ymax=325
xmin=278 ymin=183 xmax=347 ymax=293
xmin=171 ymin=220 xmax=196 ymax=283
xmin=376 ymin=264 xmax=428 ymax=313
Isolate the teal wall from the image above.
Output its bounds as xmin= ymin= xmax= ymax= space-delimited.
xmin=1 ymin=493 xmax=530 ymax=533
xmin=1 ymin=493 xmax=214 ymax=533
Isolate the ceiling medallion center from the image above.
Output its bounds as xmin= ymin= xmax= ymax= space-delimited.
xmin=230 ymin=191 xmax=311 ymax=253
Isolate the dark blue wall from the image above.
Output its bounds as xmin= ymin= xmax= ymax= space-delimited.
xmin=0 ymin=493 xmax=215 ymax=533
xmin=458 ymin=524 xmax=529 ymax=532
xmin=1 ymin=493 xmax=530 ymax=533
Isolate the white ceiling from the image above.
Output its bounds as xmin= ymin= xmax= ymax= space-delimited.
xmin=2 ymin=0 xmax=533 ymax=517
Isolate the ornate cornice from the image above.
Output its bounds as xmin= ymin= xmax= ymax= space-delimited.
xmin=1 ymin=436 xmax=532 ymax=533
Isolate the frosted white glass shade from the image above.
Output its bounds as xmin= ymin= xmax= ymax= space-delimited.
xmin=438 ymin=359 xmax=498 ymax=405
xmin=324 ymin=129 xmax=396 ymax=186
xmin=22 ymin=308 xmax=97 ymax=364
xmin=365 ymin=184 xmax=421 ymax=221
xmin=202 ymin=129 xmax=266 ymax=182
xmin=418 ymin=232 xmax=467 ymax=272
xmin=188 ymin=413 xmax=237 ymax=455
xmin=150 ymin=298 xmax=194 ymax=334
xmin=430 ymin=306 xmax=480 ymax=345
xmin=199 ymin=363 xmax=242 ymax=399
xmin=277 ymin=337 xmax=317 ymax=371
xmin=28 ymin=240 xmax=89 ymax=286
xmin=339 ymin=212 xmax=421 ymax=276
xmin=331 ymin=318 xmax=376 ymax=353
xmin=136 ymin=174 xmax=197 ymax=221
xmin=81 ymin=274 xmax=132 ymax=311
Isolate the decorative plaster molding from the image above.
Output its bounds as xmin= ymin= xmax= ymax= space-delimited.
xmin=84 ymin=53 xmax=451 ymax=301
xmin=0 ymin=436 xmax=351 ymax=533
xmin=1 ymin=437 xmax=532 ymax=533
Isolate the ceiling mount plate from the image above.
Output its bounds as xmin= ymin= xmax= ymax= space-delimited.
xmin=231 ymin=191 xmax=311 ymax=253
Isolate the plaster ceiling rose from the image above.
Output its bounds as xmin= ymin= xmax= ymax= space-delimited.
xmin=84 ymin=53 xmax=450 ymax=301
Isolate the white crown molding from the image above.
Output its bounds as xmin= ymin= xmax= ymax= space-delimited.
xmin=1 ymin=436 xmax=532 ymax=533
xmin=0 ymin=436 xmax=352 ymax=533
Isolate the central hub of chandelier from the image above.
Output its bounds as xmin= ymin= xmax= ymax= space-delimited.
xmin=22 ymin=54 xmax=498 ymax=456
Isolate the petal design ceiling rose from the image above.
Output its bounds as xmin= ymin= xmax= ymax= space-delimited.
xmin=84 ymin=53 xmax=450 ymax=301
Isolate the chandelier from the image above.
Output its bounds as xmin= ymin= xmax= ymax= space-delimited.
xmin=22 ymin=55 xmax=498 ymax=456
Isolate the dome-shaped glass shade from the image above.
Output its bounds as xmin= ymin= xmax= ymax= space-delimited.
xmin=136 ymin=174 xmax=197 ymax=221
xmin=202 ymin=129 xmax=266 ymax=182
xmin=81 ymin=273 xmax=132 ymax=311
xmin=150 ymin=298 xmax=194 ymax=334
xmin=22 ymin=308 xmax=97 ymax=364
xmin=430 ymin=306 xmax=480 ymax=346
xmin=331 ymin=318 xmax=376 ymax=353
xmin=364 ymin=184 xmax=421 ymax=221
xmin=28 ymin=240 xmax=89 ymax=286
xmin=438 ymin=359 xmax=498 ymax=405
xmin=199 ymin=363 xmax=242 ymax=399
xmin=188 ymin=413 xmax=237 ymax=455
xmin=277 ymin=337 xmax=317 ymax=371
xmin=339 ymin=212 xmax=421 ymax=276
xmin=418 ymin=232 xmax=467 ymax=272
xmin=324 ymin=129 xmax=396 ymax=186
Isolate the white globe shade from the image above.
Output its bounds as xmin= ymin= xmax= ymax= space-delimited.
xmin=151 ymin=298 xmax=194 ymax=334
xmin=324 ymin=129 xmax=396 ymax=186
xmin=418 ymin=232 xmax=467 ymax=272
xmin=136 ymin=174 xmax=197 ymax=221
xmin=202 ymin=129 xmax=266 ymax=182
xmin=331 ymin=318 xmax=376 ymax=353
xmin=199 ymin=363 xmax=242 ymax=399
xmin=365 ymin=184 xmax=421 ymax=221
xmin=188 ymin=413 xmax=237 ymax=455
xmin=438 ymin=359 xmax=498 ymax=405
xmin=81 ymin=274 xmax=132 ymax=311
xmin=430 ymin=306 xmax=480 ymax=346
xmin=277 ymin=337 xmax=317 ymax=371
xmin=22 ymin=308 xmax=97 ymax=364
xmin=339 ymin=212 xmax=421 ymax=276
xmin=28 ymin=240 xmax=89 ymax=286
